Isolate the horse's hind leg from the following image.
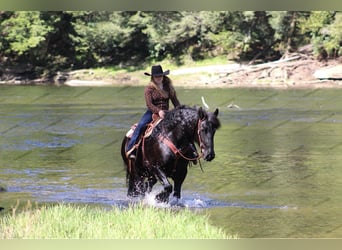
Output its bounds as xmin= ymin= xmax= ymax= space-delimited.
xmin=128 ymin=177 xmax=146 ymax=198
xmin=127 ymin=160 xmax=145 ymax=198
xmin=127 ymin=173 xmax=144 ymax=198
xmin=153 ymin=167 xmax=172 ymax=203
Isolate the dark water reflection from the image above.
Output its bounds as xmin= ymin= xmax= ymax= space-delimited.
xmin=1 ymin=86 xmax=342 ymax=238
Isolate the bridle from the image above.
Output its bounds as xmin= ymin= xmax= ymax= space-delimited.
xmin=157 ymin=117 xmax=206 ymax=162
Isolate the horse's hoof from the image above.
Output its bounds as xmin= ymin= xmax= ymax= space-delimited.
xmin=155 ymin=198 xmax=169 ymax=204
xmin=127 ymin=191 xmax=144 ymax=200
xmin=175 ymin=203 xmax=186 ymax=208
xmin=169 ymin=197 xmax=185 ymax=207
xmin=155 ymin=193 xmax=170 ymax=204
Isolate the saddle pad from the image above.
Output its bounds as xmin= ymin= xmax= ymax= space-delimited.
xmin=125 ymin=123 xmax=137 ymax=138
xmin=125 ymin=115 xmax=162 ymax=139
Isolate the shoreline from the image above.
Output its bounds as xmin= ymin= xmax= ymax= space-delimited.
xmin=1 ymin=58 xmax=341 ymax=89
xmin=1 ymin=78 xmax=341 ymax=89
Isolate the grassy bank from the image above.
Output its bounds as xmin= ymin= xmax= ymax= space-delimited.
xmin=0 ymin=203 xmax=233 ymax=239
xmin=62 ymin=56 xmax=341 ymax=89
xmin=64 ymin=56 xmax=231 ymax=87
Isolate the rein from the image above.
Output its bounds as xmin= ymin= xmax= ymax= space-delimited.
xmin=158 ymin=135 xmax=202 ymax=161
xmin=157 ymin=118 xmax=205 ymax=162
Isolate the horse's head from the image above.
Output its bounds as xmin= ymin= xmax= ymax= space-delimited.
xmin=197 ymin=107 xmax=220 ymax=161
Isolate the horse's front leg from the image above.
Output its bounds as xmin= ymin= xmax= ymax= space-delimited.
xmin=145 ymin=175 xmax=157 ymax=193
xmin=169 ymin=160 xmax=188 ymax=207
xmin=152 ymin=166 xmax=173 ymax=203
xmin=172 ymin=160 xmax=188 ymax=199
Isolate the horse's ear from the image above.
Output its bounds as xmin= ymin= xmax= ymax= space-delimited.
xmin=198 ymin=107 xmax=207 ymax=120
xmin=214 ymin=108 xmax=219 ymax=117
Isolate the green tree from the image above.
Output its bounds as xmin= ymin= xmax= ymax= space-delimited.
xmin=0 ymin=11 xmax=76 ymax=74
xmin=269 ymin=11 xmax=313 ymax=57
xmin=239 ymin=11 xmax=276 ymax=61
xmin=0 ymin=11 xmax=340 ymax=80
xmin=1 ymin=12 xmax=53 ymax=59
xmin=268 ymin=11 xmax=340 ymax=58
xmin=299 ymin=11 xmax=340 ymax=58
xmin=70 ymin=11 xmax=149 ymax=67
xmin=323 ymin=12 xmax=342 ymax=57
xmin=201 ymin=12 xmax=244 ymax=59
xmin=131 ymin=11 xmax=183 ymax=60
xmin=206 ymin=11 xmax=278 ymax=61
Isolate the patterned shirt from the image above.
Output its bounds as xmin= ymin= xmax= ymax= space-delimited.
xmin=144 ymin=82 xmax=180 ymax=114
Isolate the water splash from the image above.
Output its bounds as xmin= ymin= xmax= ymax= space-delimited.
xmin=141 ymin=188 xmax=170 ymax=208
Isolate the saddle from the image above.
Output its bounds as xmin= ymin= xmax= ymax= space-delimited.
xmin=125 ymin=113 xmax=162 ymax=139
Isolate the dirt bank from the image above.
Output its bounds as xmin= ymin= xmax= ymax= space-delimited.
xmin=61 ymin=55 xmax=341 ymax=89
xmin=170 ymin=56 xmax=342 ymax=89
xmin=1 ymin=56 xmax=341 ymax=89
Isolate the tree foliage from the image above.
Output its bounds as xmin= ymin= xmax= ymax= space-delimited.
xmin=0 ymin=11 xmax=340 ymax=76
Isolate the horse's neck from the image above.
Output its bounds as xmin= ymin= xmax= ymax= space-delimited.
xmin=165 ymin=112 xmax=197 ymax=144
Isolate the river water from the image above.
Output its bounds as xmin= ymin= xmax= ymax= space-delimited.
xmin=0 ymin=85 xmax=342 ymax=238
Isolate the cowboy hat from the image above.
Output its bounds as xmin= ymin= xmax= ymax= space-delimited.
xmin=144 ymin=65 xmax=170 ymax=76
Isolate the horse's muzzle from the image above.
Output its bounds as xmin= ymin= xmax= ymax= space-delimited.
xmin=204 ymin=152 xmax=215 ymax=161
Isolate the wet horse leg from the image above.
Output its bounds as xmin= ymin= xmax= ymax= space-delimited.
xmin=153 ymin=167 xmax=173 ymax=203
xmin=173 ymin=160 xmax=188 ymax=199
xmin=168 ymin=160 xmax=188 ymax=207
xmin=127 ymin=160 xmax=138 ymax=197
xmin=127 ymin=160 xmax=145 ymax=197
xmin=145 ymin=175 xmax=157 ymax=194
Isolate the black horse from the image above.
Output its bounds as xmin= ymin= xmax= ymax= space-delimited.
xmin=121 ymin=105 xmax=220 ymax=203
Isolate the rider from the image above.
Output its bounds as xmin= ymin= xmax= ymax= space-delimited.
xmin=126 ymin=65 xmax=181 ymax=159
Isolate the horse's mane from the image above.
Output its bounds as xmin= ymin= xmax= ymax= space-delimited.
xmin=160 ymin=105 xmax=220 ymax=132
xmin=159 ymin=105 xmax=196 ymax=131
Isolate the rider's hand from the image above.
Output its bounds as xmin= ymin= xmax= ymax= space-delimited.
xmin=158 ymin=110 xmax=165 ymax=119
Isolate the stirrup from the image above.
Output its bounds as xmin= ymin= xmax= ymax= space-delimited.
xmin=128 ymin=153 xmax=136 ymax=160
xmin=126 ymin=147 xmax=137 ymax=159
